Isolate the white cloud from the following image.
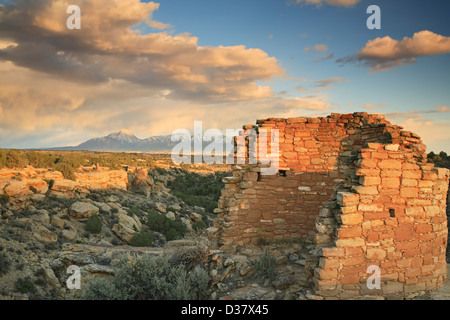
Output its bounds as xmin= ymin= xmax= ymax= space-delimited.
xmin=338 ymin=30 xmax=450 ymax=72
xmin=0 ymin=0 xmax=284 ymax=103
xmin=0 ymin=0 xmax=341 ymax=148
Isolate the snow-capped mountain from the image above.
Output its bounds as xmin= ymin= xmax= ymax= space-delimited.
xmin=75 ymin=129 xmax=143 ymax=151
xmin=51 ymin=130 xmax=232 ymax=153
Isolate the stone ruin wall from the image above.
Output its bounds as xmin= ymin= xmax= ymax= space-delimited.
xmin=215 ymin=112 xmax=449 ymax=299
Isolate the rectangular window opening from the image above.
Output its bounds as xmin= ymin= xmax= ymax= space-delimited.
xmin=389 ymin=209 xmax=396 ymax=218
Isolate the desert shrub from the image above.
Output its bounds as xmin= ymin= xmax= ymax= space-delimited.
xmin=167 ymin=170 xmax=228 ymax=213
xmin=15 ymin=277 xmax=36 ymax=295
xmin=0 ymin=194 xmax=9 ymax=205
xmin=53 ymin=162 xmax=76 ymax=180
xmin=188 ymin=266 xmax=210 ymax=300
xmin=81 ymin=254 xmax=210 ymax=300
xmin=147 ymin=211 xmax=186 ymax=241
xmin=80 ymin=278 xmax=124 ymax=300
xmin=255 ymin=248 xmax=276 ymax=281
xmin=127 ymin=205 xmax=140 ymax=217
xmin=85 ymin=214 xmax=103 ymax=234
xmin=169 ymin=230 xmax=211 ymax=270
xmin=192 ymin=220 xmax=206 ymax=232
xmin=0 ymin=252 xmax=11 ymax=276
xmin=130 ymin=230 xmax=153 ymax=247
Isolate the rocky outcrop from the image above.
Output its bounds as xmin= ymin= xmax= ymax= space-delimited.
xmin=31 ymin=221 xmax=58 ymax=243
xmin=69 ymin=202 xmax=100 ymax=219
xmin=0 ymin=166 xmax=129 ymax=208
xmin=111 ymin=213 xmax=142 ymax=244
xmin=49 ymin=179 xmax=82 ymax=199
xmin=75 ymin=170 xmax=128 ymax=190
xmin=128 ymin=168 xmax=154 ymax=197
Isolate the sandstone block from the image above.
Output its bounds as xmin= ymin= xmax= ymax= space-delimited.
xmin=367 ymin=248 xmax=387 ymax=261
xmin=337 ymin=192 xmax=359 ymax=207
xmin=378 ymin=160 xmax=402 ymax=170
xmin=70 ymin=202 xmax=99 ymax=219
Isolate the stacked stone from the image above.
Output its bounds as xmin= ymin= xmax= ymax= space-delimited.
xmin=314 ymin=142 xmax=449 ymax=299
xmin=215 ymin=165 xmax=336 ymax=248
xmin=215 ymin=112 xmax=449 ymax=299
xmin=217 ymin=113 xmax=400 ymax=249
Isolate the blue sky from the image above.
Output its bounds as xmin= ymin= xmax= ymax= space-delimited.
xmin=0 ymin=0 xmax=449 ymax=152
xmin=151 ymin=0 xmax=450 ymax=151
xmin=149 ymin=0 xmax=450 ymax=111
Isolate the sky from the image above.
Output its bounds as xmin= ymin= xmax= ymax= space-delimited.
xmin=0 ymin=0 xmax=449 ymax=152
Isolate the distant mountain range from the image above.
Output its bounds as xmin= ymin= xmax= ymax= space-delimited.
xmin=49 ymin=129 xmax=232 ymax=153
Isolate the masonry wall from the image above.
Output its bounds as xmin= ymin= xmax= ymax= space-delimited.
xmin=216 ymin=112 xmax=449 ymax=299
xmin=216 ymin=113 xmax=397 ymax=247
xmin=314 ymin=144 xmax=449 ymax=299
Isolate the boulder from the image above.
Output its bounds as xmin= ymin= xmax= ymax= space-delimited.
xmin=44 ymin=268 xmax=61 ymax=288
xmin=50 ymin=216 xmax=65 ymax=230
xmin=155 ymin=202 xmax=166 ymax=213
xmin=70 ymin=202 xmax=99 ymax=219
xmin=112 ymin=223 xmax=135 ymax=244
xmin=32 ymin=222 xmax=58 ymax=243
xmin=190 ymin=212 xmax=203 ymax=222
xmin=111 ymin=213 xmax=141 ymax=244
xmin=25 ymin=178 xmax=48 ymax=194
xmin=132 ymin=214 xmax=142 ymax=230
xmin=91 ymin=201 xmax=111 ymax=213
xmin=129 ymin=169 xmax=154 ymax=197
xmin=169 ymin=203 xmax=182 ymax=211
xmin=117 ymin=213 xmax=141 ymax=231
xmin=49 ymin=179 xmax=79 ymax=198
xmin=166 ymin=211 xmax=176 ymax=220
xmin=61 ymin=230 xmax=77 ymax=242
xmin=4 ymin=180 xmax=29 ymax=198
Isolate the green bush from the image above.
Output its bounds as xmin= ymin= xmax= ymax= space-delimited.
xmin=147 ymin=211 xmax=187 ymax=241
xmin=0 ymin=252 xmax=11 ymax=276
xmin=81 ymin=255 xmax=210 ymax=300
xmin=54 ymin=162 xmax=76 ymax=180
xmin=130 ymin=230 xmax=153 ymax=247
xmin=0 ymin=194 xmax=9 ymax=206
xmin=85 ymin=214 xmax=103 ymax=234
xmin=127 ymin=205 xmax=140 ymax=217
xmin=15 ymin=277 xmax=36 ymax=295
xmin=192 ymin=220 xmax=206 ymax=232
xmin=166 ymin=171 xmax=228 ymax=213
xmin=255 ymin=248 xmax=276 ymax=281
